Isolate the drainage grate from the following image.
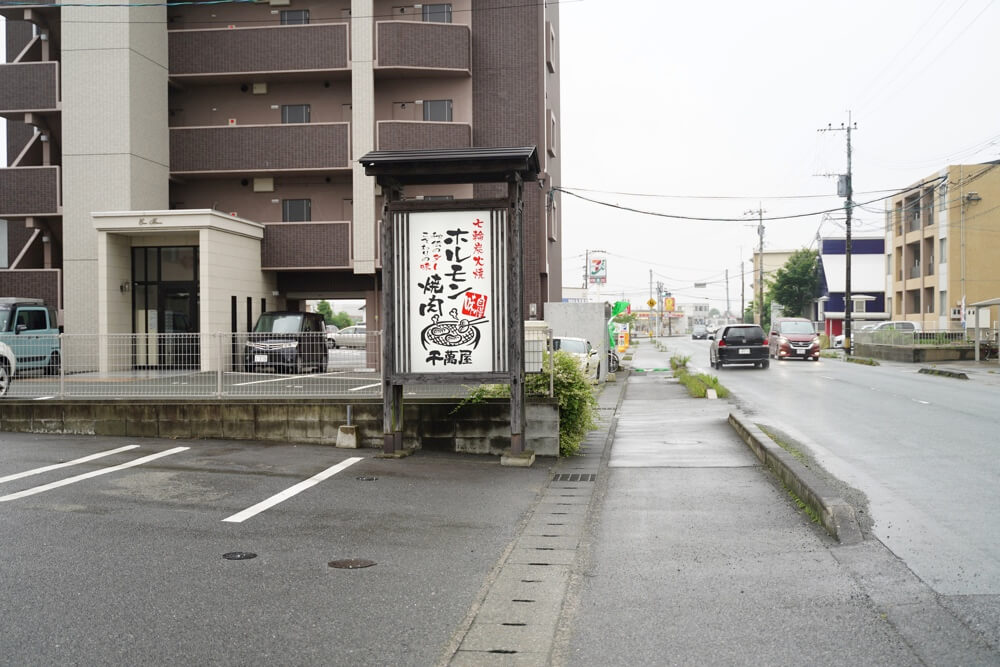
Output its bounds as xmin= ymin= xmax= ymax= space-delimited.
xmin=222 ymin=552 xmax=257 ymax=561
xmin=552 ymin=473 xmax=596 ymax=482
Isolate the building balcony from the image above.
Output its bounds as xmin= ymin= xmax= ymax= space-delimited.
xmin=0 ymin=61 xmax=59 ymax=117
xmin=909 ymin=264 xmax=921 ymax=279
xmin=375 ymin=21 xmax=471 ymax=76
xmin=376 ymin=121 xmax=471 ymax=151
xmin=262 ymin=221 xmax=352 ymax=270
xmin=0 ymin=166 xmax=61 ymax=217
xmin=168 ymin=23 xmax=349 ymax=81
xmin=0 ymin=269 xmax=62 ymax=311
xmin=169 ymin=123 xmax=350 ymax=175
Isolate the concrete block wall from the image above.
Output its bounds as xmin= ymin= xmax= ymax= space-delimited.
xmin=0 ymin=398 xmax=561 ymax=457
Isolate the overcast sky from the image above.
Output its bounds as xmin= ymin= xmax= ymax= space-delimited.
xmin=559 ymin=0 xmax=999 ymax=313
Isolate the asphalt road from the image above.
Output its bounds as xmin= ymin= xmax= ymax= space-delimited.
xmin=0 ymin=434 xmax=550 ymax=666
xmin=666 ymin=335 xmax=1000 ymax=597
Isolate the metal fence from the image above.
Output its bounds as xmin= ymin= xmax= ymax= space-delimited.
xmin=854 ymin=328 xmax=998 ymax=348
xmin=6 ymin=327 xmax=557 ymax=400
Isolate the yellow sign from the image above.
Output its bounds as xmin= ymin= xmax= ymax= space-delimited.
xmin=664 ymin=297 xmax=675 ymax=312
xmin=647 ymin=298 xmax=656 ymax=308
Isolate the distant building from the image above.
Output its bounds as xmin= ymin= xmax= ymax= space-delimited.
xmin=885 ymin=162 xmax=1000 ymax=330
xmin=816 ymin=237 xmax=887 ymax=340
xmin=752 ymin=249 xmax=796 ymax=324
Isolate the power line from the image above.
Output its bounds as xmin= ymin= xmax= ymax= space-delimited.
xmin=554 ymin=175 xmax=947 ymax=223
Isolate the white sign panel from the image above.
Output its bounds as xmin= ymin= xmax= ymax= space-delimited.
xmin=588 ymin=253 xmax=607 ymax=284
xmin=404 ymin=210 xmax=503 ymax=373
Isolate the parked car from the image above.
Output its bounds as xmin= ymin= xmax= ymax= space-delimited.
xmin=709 ymin=324 xmax=768 ymax=369
xmin=553 ymin=336 xmax=599 ymax=377
xmin=329 ymin=324 xmax=368 ymax=349
xmin=325 ymin=324 xmax=340 ymax=349
xmin=244 ymin=311 xmax=328 ymax=374
xmin=0 ymin=341 xmax=15 ymax=397
xmin=769 ymin=317 xmax=820 ymax=361
xmin=0 ymin=298 xmax=61 ymax=375
xmin=691 ymin=324 xmax=708 ymax=340
xmin=833 ymin=324 xmax=874 ymax=348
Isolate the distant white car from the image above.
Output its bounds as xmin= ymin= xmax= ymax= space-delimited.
xmin=552 ymin=336 xmax=599 ymax=377
xmin=330 ymin=324 xmax=368 ymax=349
xmin=0 ymin=341 xmax=16 ymax=397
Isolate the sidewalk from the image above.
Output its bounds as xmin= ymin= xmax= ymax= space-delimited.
xmin=556 ymin=340 xmax=996 ymax=666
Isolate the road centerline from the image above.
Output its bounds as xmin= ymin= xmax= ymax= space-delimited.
xmin=0 ymin=447 xmax=189 ymax=502
xmin=222 ymin=457 xmax=364 ymax=523
xmin=0 ymin=444 xmax=141 ymax=485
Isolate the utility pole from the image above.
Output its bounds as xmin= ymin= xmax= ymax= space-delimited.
xmin=745 ymin=206 xmax=765 ymax=325
xmin=656 ymin=280 xmax=664 ymax=338
xmin=725 ymin=269 xmax=730 ymax=322
xmin=819 ymin=114 xmax=857 ymax=353
xmin=740 ymin=260 xmax=745 ymax=323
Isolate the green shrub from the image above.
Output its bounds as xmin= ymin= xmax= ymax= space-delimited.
xmin=669 ymin=354 xmax=690 ymax=370
xmin=460 ymin=350 xmax=598 ymax=457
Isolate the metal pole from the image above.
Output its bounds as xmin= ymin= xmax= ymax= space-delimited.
xmin=844 ymin=118 xmax=854 ymax=354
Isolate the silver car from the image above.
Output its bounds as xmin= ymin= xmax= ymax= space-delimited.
xmin=330 ymin=324 xmax=368 ymax=349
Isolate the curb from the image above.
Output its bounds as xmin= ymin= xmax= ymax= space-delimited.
xmin=918 ymin=367 xmax=969 ymax=380
xmin=727 ymin=412 xmax=863 ymax=545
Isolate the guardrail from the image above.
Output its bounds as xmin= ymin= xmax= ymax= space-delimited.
xmin=6 ymin=328 xmax=557 ymax=400
xmin=854 ymin=328 xmax=996 ymax=347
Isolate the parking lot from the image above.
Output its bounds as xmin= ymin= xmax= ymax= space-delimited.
xmin=0 ymin=432 xmax=551 ymax=665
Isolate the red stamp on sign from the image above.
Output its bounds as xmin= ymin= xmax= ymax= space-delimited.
xmin=461 ymin=292 xmax=488 ymax=318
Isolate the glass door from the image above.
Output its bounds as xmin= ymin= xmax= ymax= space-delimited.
xmin=132 ymin=246 xmax=199 ymax=369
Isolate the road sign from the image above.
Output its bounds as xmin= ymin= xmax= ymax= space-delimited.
xmin=647 ymin=298 xmax=656 ymax=308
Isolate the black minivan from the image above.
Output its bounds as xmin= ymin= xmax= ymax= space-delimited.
xmin=709 ymin=324 xmax=769 ymax=369
xmin=244 ymin=311 xmax=328 ymax=374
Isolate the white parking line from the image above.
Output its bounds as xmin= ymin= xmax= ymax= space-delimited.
xmin=222 ymin=457 xmax=363 ymax=523
xmin=0 ymin=444 xmax=140 ymax=485
xmin=0 ymin=447 xmax=189 ymax=502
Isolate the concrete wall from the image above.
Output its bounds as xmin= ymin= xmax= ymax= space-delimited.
xmin=542 ymin=301 xmax=608 ymax=380
xmin=0 ymin=398 xmax=560 ymax=457
xmin=62 ymin=3 xmax=169 ymax=334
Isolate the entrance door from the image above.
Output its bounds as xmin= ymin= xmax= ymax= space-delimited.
xmin=132 ymin=246 xmax=200 ymax=369
xmin=160 ymin=285 xmax=199 ymax=368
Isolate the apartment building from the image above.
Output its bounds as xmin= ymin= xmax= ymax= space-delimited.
xmin=815 ymin=236 xmax=886 ymax=339
xmin=885 ymin=162 xmax=1000 ymax=330
xmin=1 ymin=1 xmax=561 ymax=358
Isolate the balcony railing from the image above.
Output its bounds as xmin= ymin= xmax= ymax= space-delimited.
xmin=376 ymin=21 xmax=471 ymax=74
xmin=0 ymin=166 xmax=61 ymax=217
xmin=907 ymin=216 xmax=921 ymax=232
xmin=262 ymin=221 xmax=352 ymax=270
xmin=170 ymin=123 xmax=350 ymax=174
xmin=0 ymin=61 xmax=59 ymax=113
xmin=376 ymin=121 xmax=471 ymax=151
xmin=909 ymin=264 xmax=921 ymax=279
xmin=169 ymin=23 xmax=349 ymax=78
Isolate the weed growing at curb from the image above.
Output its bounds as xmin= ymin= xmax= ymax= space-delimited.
xmin=670 ymin=354 xmax=730 ymax=398
xmin=783 ymin=483 xmax=821 ymax=524
xmin=845 ymin=356 xmax=880 ymax=366
xmin=757 ymin=424 xmax=805 ymax=462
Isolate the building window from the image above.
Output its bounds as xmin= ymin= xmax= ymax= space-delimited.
xmin=281 ymin=104 xmax=310 ymax=124
xmin=282 ymin=199 xmax=312 ymax=222
xmin=0 ymin=220 xmax=7 ymax=268
xmin=939 ymin=238 xmax=947 ymax=262
xmin=886 ymin=253 xmax=892 ymax=276
xmin=281 ymin=10 xmax=309 ymax=25
xmin=423 ymin=4 xmax=452 ymax=22
xmin=939 ymin=183 xmax=948 ymax=211
xmin=854 ymin=298 xmax=866 ymax=314
xmin=423 ymin=99 xmax=452 ymax=122
xmin=940 ymin=290 xmax=948 ymax=316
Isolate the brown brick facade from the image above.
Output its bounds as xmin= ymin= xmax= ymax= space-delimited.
xmin=376 ymin=22 xmax=470 ymax=71
xmin=262 ymin=222 xmax=351 ymax=269
xmin=0 ymin=269 xmax=62 ymax=308
xmin=376 ymin=121 xmax=471 ymax=151
xmin=168 ymin=24 xmax=349 ymax=76
xmin=0 ymin=166 xmax=60 ymax=217
xmin=170 ymin=124 xmax=350 ymax=173
xmin=0 ymin=62 xmax=59 ymax=112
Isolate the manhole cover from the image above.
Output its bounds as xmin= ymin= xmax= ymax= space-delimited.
xmin=356 ymin=476 xmax=378 ymax=482
xmin=329 ymin=558 xmax=376 ymax=569
xmin=222 ymin=552 xmax=257 ymax=561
